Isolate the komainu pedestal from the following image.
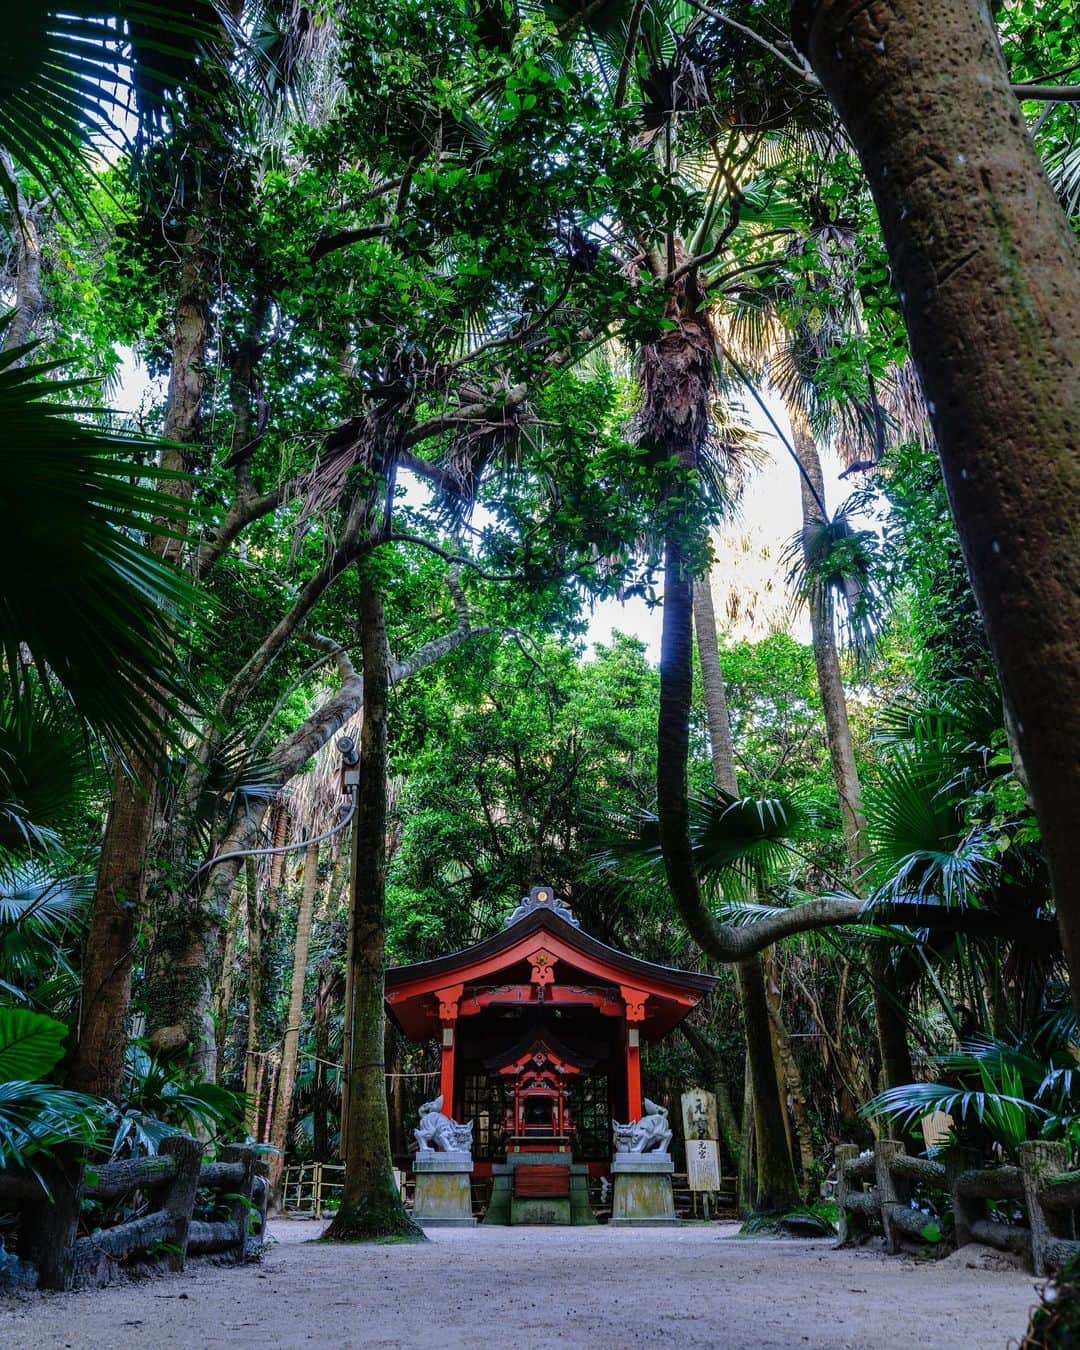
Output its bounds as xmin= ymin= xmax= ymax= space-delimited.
xmin=609 ymin=1154 xmax=678 ymax=1226
xmin=413 ymin=1152 xmax=476 ymax=1227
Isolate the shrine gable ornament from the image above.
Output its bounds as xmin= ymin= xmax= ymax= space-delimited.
xmin=504 ymin=884 xmax=580 ymax=928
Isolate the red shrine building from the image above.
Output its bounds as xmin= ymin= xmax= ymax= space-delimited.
xmin=386 ymin=885 xmax=718 ymax=1194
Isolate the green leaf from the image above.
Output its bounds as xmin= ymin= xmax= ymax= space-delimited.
xmin=0 ymin=1007 xmax=68 ymax=1081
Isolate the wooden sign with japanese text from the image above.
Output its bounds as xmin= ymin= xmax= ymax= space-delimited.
xmin=681 ymin=1088 xmax=718 ymax=1143
xmin=686 ymin=1137 xmax=721 ymax=1191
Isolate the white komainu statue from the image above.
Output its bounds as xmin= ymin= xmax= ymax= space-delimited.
xmin=414 ymin=1095 xmax=474 ymax=1156
xmin=612 ymin=1098 xmax=672 ymax=1155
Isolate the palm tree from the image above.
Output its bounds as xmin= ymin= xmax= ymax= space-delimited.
xmin=556 ymin=0 xmax=828 ymax=1211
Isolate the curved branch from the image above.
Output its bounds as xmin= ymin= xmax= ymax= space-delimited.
xmin=194 ymin=479 xmax=300 ymax=578
xmin=686 ymin=0 xmax=819 ymax=84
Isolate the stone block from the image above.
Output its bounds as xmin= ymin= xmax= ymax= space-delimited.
xmin=511 ymin=1196 xmax=571 ymax=1225
xmin=610 ymin=1159 xmax=678 ymax=1226
xmin=413 ymin=1158 xmax=475 ymax=1227
xmin=612 ymin=1153 xmax=675 ymax=1173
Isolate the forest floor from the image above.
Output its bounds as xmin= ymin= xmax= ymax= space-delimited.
xmin=0 ymin=1218 xmax=1040 ymax=1348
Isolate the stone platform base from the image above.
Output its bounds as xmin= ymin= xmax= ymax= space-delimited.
xmin=483 ymin=1151 xmax=596 ymax=1226
xmin=413 ymin=1154 xmax=475 ymax=1227
xmin=610 ymin=1155 xmax=678 ymax=1226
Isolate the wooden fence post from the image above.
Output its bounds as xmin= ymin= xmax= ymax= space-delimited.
xmin=874 ymin=1140 xmax=908 ymax=1255
xmin=945 ymin=1146 xmax=981 ymax=1250
xmin=1020 ymin=1140 xmax=1071 ymax=1277
xmin=159 ymin=1135 xmax=202 ymax=1272
xmin=18 ymin=1151 xmax=83 ymax=1291
xmin=250 ymin=1165 xmax=270 ymax=1253
xmin=219 ymin=1144 xmax=256 ymax=1262
xmin=834 ymin=1144 xmax=857 ymax=1244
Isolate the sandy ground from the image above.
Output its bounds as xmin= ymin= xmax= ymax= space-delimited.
xmin=0 ymin=1218 xmax=1041 ymax=1349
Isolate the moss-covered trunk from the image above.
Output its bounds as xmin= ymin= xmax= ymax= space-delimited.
xmin=68 ymin=755 xmax=157 ymax=1096
xmin=324 ymin=573 xmax=423 ymax=1241
xmin=793 ymin=0 xmax=1080 ymax=1010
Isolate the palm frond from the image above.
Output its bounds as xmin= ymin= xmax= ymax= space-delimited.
xmin=0 ymin=332 xmax=203 ymax=752
xmin=781 ymin=495 xmax=883 ymax=659
xmin=593 ymin=789 xmax=800 ymax=899
xmin=0 ymin=1079 xmax=103 ymax=1172
xmin=860 ymin=1078 xmax=1041 ymax=1153
xmin=0 ymin=4 xmax=222 ymax=215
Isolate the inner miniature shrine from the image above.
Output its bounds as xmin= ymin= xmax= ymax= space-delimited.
xmin=385 ymin=885 xmax=718 ymax=1224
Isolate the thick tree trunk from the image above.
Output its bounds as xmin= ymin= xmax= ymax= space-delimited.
xmin=794 ymin=418 xmax=913 ymax=1088
xmin=693 ymin=565 xmax=801 ymax=1207
xmin=323 ymin=574 xmax=423 ymax=1241
xmin=738 ymin=1057 xmax=755 ymax=1214
xmin=764 ymin=958 xmax=815 ymax=1180
xmin=793 ymin=0 xmax=1080 ymax=1009
xmin=0 ymin=149 xmax=43 ymax=355
xmin=736 ymin=956 xmax=798 ymax=1211
xmin=67 ymin=756 xmax=156 ymax=1096
xmin=269 ymin=839 xmax=321 ymax=1199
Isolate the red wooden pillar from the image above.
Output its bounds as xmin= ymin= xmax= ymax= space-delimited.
xmin=436 ymin=984 xmax=463 ymax=1116
xmin=625 ymin=1028 xmax=642 ymax=1122
xmin=620 ymin=986 xmax=647 ymax=1121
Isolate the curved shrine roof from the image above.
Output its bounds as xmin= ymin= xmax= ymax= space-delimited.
xmin=385 ymin=885 xmax=718 ymax=1042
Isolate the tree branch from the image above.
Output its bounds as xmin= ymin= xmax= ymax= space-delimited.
xmin=194 ymin=479 xmax=300 ymax=578
xmin=685 ymin=0 xmax=818 ymax=84
xmin=383 ymin=532 xmax=569 ymax=584
xmin=1010 ymin=83 xmax=1080 ymax=101
xmin=401 ymin=384 xmax=529 ymax=450
xmin=309 ymin=223 xmax=391 ymax=261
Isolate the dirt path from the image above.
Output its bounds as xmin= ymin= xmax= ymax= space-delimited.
xmin=0 ymin=1220 xmax=1040 ymax=1348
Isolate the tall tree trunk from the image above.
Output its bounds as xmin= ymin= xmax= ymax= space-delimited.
xmin=792 ymin=0 xmax=1080 ymax=1012
xmin=764 ymin=958 xmax=815 ymax=1180
xmin=692 ymin=578 xmax=739 ymax=789
xmin=214 ymin=871 xmax=243 ymax=1077
xmin=738 ymin=1057 xmax=755 ymax=1213
xmin=662 ymin=537 xmax=799 ymax=1212
xmin=735 ymin=956 xmax=798 ymax=1210
xmin=70 ymin=228 xmax=211 ymax=1098
xmin=312 ymin=964 xmax=337 ymax=1164
xmin=68 ymin=755 xmax=156 ymax=1096
xmin=324 ymin=573 xmax=423 ymax=1241
xmin=243 ymin=856 xmax=261 ymax=1136
xmin=314 ymin=839 xmax=350 ymax=1162
xmin=269 ymin=838 xmax=321 ymax=1199
xmin=693 ymin=573 xmax=801 ymax=1209
xmin=794 ymin=417 xmax=914 ymax=1087
xmin=0 ymin=149 xmax=43 ymax=355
